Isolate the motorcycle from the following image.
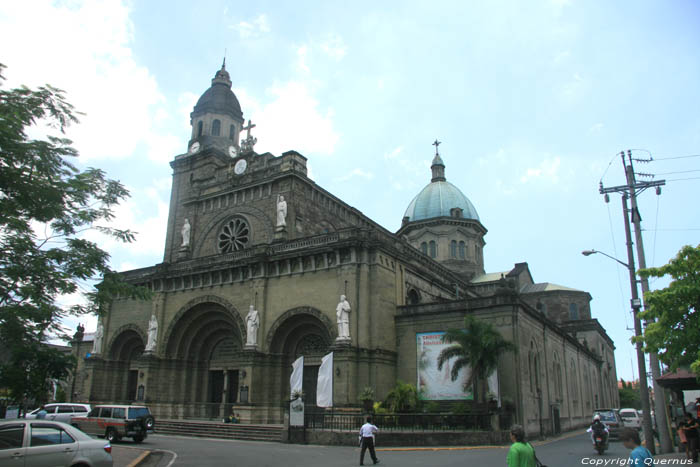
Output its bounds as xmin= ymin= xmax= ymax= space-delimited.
xmin=594 ymin=433 xmax=608 ymax=455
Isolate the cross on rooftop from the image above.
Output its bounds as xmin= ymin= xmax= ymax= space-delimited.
xmin=432 ymin=139 xmax=441 ymax=156
xmin=242 ymin=120 xmax=256 ymax=139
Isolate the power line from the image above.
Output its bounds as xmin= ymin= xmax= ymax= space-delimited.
xmin=653 ymin=169 xmax=700 ymax=176
xmin=653 ymin=154 xmax=700 ymax=161
xmin=665 ymin=176 xmax=700 ymax=182
xmin=643 ymin=228 xmax=700 ymax=232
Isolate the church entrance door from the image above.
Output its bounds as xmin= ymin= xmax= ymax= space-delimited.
xmin=209 ymin=370 xmax=224 ymax=418
xmin=127 ymin=370 xmax=138 ymax=401
xmin=303 ymin=365 xmax=320 ymax=411
xmin=227 ymin=370 xmax=239 ymax=403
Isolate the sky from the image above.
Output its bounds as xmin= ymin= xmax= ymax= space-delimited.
xmin=1 ymin=0 xmax=699 ymax=383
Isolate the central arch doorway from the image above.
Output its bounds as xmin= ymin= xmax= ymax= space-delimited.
xmin=165 ymin=300 xmax=245 ymax=419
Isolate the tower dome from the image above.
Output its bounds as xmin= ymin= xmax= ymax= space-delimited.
xmin=397 ymin=143 xmax=486 ymax=281
xmin=189 ymin=60 xmax=245 ymax=151
xmin=402 ymin=153 xmax=480 ymax=222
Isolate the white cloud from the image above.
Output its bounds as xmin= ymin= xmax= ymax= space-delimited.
xmin=0 ymin=0 xmax=169 ymax=162
xmin=320 ymin=34 xmax=347 ymax=61
xmin=236 ymin=81 xmax=340 ymax=156
xmin=553 ymin=50 xmax=571 ymax=64
xmin=296 ymin=46 xmax=311 ymax=74
xmin=334 ymin=168 xmax=375 ymax=182
xmin=561 ymin=72 xmax=586 ymax=100
xmin=588 ymin=122 xmax=604 ymax=133
xmin=384 ymin=146 xmax=403 ymax=160
xmin=520 ymin=156 xmax=562 ymax=184
xmin=230 ymin=14 xmax=270 ymax=39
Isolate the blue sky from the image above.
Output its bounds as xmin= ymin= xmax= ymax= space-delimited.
xmin=1 ymin=0 xmax=699 ymax=382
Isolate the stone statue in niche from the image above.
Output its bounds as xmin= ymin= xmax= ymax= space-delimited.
xmin=92 ymin=322 xmax=104 ymax=354
xmin=245 ymin=305 xmax=260 ymax=347
xmin=276 ymin=195 xmax=287 ymax=229
xmin=145 ymin=314 xmax=158 ymax=352
xmin=335 ymin=295 xmax=351 ymax=341
xmin=181 ymin=218 xmax=191 ymax=248
xmin=73 ymin=323 xmax=85 ymax=342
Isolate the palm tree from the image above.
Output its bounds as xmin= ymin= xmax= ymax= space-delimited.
xmin=384 ymin=380 xmax=420 ymax=413
xmin=437 ymin=315 xmax=517 ymax=403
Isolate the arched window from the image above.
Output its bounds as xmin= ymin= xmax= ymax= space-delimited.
xmin=450 ymin=240 xmax=457 ymax=258
xmin=420 ymin=242 xmax=428 ymax=255
xmin=197 ymin=121 xmax=203 ymax=137
xmin=429 ymin=240 xmax=436 ymax=258
xmin=229 ymin=124 xmax=236 ymax=140
xmin=212 ymin=119 xmax=221 ymax=136
xmin=569 ymin=303 xmax=579 ymax=320
xmin=459 ymin=241 xmax=466 ymax=259
xmin=407 ymin=289 xmax=420 ymax=305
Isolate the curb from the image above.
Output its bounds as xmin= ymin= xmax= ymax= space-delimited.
xmin=127 ymin=450 xmax=152 ymax=467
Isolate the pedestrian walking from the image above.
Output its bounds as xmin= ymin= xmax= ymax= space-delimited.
xmin=506 ymin=425 xmax=536 ymax=467
xmin=681 ymin=412 xmax=700 ymax=463
xmin=621 ymin=428 xmax=653 ymax=466
xmin=359 ymin=416 xmax=379 ymax=465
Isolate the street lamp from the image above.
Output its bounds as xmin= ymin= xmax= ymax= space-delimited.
xmin=582 ymin=241 xmax=655 ymax=450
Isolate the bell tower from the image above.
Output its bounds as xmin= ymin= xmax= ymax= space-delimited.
xmin=189 ymin=59 xmax=245 ymax=154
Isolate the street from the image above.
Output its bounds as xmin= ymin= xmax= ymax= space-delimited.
xmin=110 ymin=431 xmax=698 ymax=467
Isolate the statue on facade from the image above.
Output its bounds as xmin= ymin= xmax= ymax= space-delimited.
xmin=145 ymin=313 xmax=158 ymax=352
xmin=181 ymin=218 xmax=191 ymax=248
xmin=92 ymin=322 xmax=104 ymax=354
xmin=245 ymin=305 xmax=260 ymax=347
xmin=276 ymin=195 xmax=287 ymax=228
xmin=335 ymin=295 xmax=351 ymax=341
xmin=73 ymin=323 xmax=85 ymax=342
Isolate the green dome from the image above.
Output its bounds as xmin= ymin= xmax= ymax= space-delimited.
xmin=403 ymin=180 xmax=480 ymax=222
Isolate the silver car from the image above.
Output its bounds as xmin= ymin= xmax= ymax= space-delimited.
xmin=25 ymin=403 xmax=91 ymax=424
xmin=0 ymin=419 xmax=112 ymax=467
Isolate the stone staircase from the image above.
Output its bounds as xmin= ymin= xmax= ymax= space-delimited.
xmin=154 ymin=419 xmax=284 ymax=442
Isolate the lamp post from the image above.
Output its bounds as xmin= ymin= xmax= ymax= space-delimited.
xmin=582 ymin=202 xmax=655 ymax=453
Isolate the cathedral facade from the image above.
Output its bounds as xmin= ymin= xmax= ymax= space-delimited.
xmin=71 ymin=63 xmax=619 ymax=437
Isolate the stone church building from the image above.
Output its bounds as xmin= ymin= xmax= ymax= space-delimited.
xmin=71 ymin=63 xmax=619 ymax=436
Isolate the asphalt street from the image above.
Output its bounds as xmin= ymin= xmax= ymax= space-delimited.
xmin=109 ymin=431 xmax=699 ymax=467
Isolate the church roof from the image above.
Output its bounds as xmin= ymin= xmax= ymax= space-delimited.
xmin=520 ymin=282 xmax=584 ymax=293
xmin=191 ymin=61 xmax=243 ymax=121
xmin=403 ymin=180 xmax=480 ymax=222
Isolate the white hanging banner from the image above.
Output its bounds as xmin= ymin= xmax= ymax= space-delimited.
xmin=316 ymin=352 xmax=334 ymax=408
xmin=487 ymin=369 xmax=501 ymax=407
xmin=290 ymin=356 xmax=304 ymax=398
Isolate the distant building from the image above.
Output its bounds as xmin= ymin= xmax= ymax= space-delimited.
xmin=72 ymin=62 xmax=618 ymax=437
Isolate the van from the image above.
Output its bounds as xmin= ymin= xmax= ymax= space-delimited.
xmin=25 ymin=403 xmax=91 ymax=424
xmin=618 ymin=408 xmax=642 ymax=428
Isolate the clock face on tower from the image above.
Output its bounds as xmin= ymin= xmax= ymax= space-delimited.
xmin=234 ymin=158 xmax=247 ymax=175
xmin=228 ymin=145 xmax=238 ymax=157
xmin=189 ymin=141 xmax=200 ymax=154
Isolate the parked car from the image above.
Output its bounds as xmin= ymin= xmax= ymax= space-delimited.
xmin=619 ymin=408 xmax=642 ymax=429
xmin=71 ymin=405 xmax=155 ymax=443
xmin=593 ymin=409 xmax=624 ymax=439
xmin=0 ymin=419 xmax=112 ymax=466
xmin=26 ymin=403 xmax=91 ymax=423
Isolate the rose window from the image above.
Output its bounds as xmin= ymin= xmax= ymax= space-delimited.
xmin=218 ymin=218 xmax=250 ymax=253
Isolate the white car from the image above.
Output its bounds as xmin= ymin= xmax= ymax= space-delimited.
xmin=25 ymin=403 xmax=91 ymax=424
xmin=0 ymin=419 xmax=112 ymax=466
xmin=619 ymin=408 xmax=642 ymax=428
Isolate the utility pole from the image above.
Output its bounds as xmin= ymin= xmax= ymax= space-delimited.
xmin=621 ymin=192 xmax=655 ymax=453
xmin=624 ymin=150 xmax=672 ymax=453
xmin=599 ymin=151 xmax=665 ymax=454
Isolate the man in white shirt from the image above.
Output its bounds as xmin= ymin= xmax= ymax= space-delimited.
xmin=359 ymin=416 xmax=380 ymax=465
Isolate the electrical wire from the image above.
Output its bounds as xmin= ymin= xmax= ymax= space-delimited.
xmin=606 ymin=201 xmax=630 ymax=330
xmin=665 ymin=176 xmax=700 ymax=182
xmin=653 ymin=154 xmax=700 ymax=161
xmin=653 ymin=169 xmax=700 ymax=176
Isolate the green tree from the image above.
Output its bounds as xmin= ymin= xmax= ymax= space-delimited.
xmin=0 ymin=64 xmax=148 ymax=404
xmin=638 ymin=245 xmax=700 ymax=378
xmin=618 ymin=379 xmax=641 ymax=409
xmin=437 ymin=315 xmax=517 ymax=403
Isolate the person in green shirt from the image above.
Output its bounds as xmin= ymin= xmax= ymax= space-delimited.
xmin=507 ymin=425 xmax=537 ymax=467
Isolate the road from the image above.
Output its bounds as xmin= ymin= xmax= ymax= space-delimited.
xmin=110 ymin=431 xmax=698 ymax=467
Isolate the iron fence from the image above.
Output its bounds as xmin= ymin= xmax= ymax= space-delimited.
xmin=305 ymin=412 xmax=493 ymax=432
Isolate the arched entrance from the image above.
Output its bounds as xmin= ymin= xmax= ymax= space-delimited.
xmin=268 ymin=308 xmax=333 ymax=410
xmin=164 ymin=300 xmax=245 ymax=418
xmin=107 ymin=327 xmax=145 ymax=402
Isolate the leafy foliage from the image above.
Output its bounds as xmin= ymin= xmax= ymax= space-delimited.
xmin=638 ymin=245 xmax=700 ymax=378
xmin=618 ymin=379 xmax=642 ymax=410
xmin=0 ymin=63 xmax=149 ymax=403
xmin=384 ymin=381 xmax=420 ymax=413
xmin=437 ymin=315 xmax=517 ymax=402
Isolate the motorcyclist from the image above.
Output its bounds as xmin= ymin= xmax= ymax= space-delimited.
xmin=587 ymin=415 xmax=610 ymax=446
